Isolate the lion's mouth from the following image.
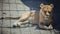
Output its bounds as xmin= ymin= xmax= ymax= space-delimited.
xmin=44 ymin=15 xmax=49 ymax=20
xmin=45 ymin=15 xmax=49 ymax=18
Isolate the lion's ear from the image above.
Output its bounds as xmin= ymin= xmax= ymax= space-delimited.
xmin=40 ymin=3 xmax=44 ymax=8
xmin=50 ymin=4 xmax=54 ymax=8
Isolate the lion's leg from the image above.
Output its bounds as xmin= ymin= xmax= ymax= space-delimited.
xmin=39 ymin=24 xmax=53 ymax=30
xmin=39 ymin=25 xmax=49 ymax=29
xmin=48 ymin=24 xmax=53 ymax=29
xmin=13 ymin=20 xmax=30 ymax=27
xmin=13 ymin=12 xmax=31 ymax=27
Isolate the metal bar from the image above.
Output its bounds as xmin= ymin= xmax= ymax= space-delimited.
xmin=0 ymin=2 xmax=23 ymax=4
xmin=1 ymin=0 xmax=3 ymax=34
xmin=0 ymin=10 xmax=32 ymax=11
xmin=0 ymin=17 xmax=20 ymax=19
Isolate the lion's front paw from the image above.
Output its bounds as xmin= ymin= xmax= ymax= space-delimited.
xmin=49 ymin=26 xmax=53 ymax=29
xmin=48 ymin=25 xmax=53 ymax=30
xmin=12 ymin=22 xmax=22 ymax=28
xmin=13 ymin=24 xmax=20 ymax=28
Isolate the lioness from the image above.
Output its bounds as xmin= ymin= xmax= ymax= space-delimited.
xmin=13 ymin=3 xmax=54 ymax=30
xmin=39 ymin=3 xmax=54 ymax=29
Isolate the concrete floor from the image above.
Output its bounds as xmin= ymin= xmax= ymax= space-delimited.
xmin=0 ymin=0 xmax=59 ymax=34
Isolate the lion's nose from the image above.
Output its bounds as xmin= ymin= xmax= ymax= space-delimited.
xmin=46 ymin=12 xmax=50 ymax=16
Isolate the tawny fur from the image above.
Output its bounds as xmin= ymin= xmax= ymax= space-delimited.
xmin=39 ymin=3 xmax=54 ymax=29
xmin=13 ymin=10 xmax=37 ymax=26
xmin=13 ymin=3 xmax=54 ymax=30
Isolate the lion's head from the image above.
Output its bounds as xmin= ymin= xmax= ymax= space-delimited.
xmin=40 ymin=3 xmax=54 ymax=19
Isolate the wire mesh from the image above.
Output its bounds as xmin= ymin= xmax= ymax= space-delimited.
xmin=0 ymin=0 xmax=56 ymax=34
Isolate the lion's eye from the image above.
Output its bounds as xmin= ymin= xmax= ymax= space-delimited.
xmin=49 ymin=12 xmax=51 ymax=14
xmin=44 ymin=11 xmax=46 ymax=13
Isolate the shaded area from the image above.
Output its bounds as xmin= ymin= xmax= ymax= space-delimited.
xmin=21 ymin=0 xmax=49 ymax=11
xmin=48 ymin=0 xmax=60 ymax=31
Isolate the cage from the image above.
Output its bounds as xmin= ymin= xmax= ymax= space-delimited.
xmin=0 ymin=0 xmax=60 ymax=34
